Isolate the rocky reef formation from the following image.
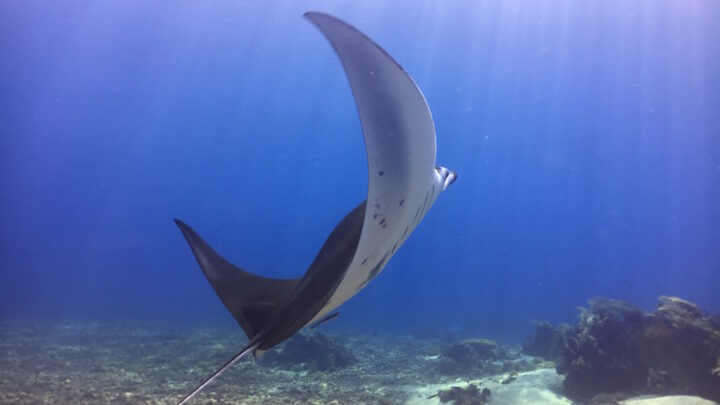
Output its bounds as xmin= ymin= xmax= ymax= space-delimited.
xmin=259 ymin=331 xmax=356 ymax=372
xmin=522 ymin=321 xmax=569 ymax=361
xmin=524 ymin=296 xmax=720 ymax=402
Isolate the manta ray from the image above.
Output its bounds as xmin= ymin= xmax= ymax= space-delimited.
xmin=174 ymin=11 xmax=457 ymax=404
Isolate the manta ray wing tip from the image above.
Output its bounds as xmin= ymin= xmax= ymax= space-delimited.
xmin=173 ymin=218 xmax=190 ymax=231
xmin=303 ymin=11 xmax=321 ymax=19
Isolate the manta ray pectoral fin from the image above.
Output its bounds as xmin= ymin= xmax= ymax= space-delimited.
xmin=303 ymin=12 xmax=442 ymax=312
xmin=241 ymin=302 xmax=278 ymax=337
xmin=309 ymin=311 xmax=340 ymax=330
xmin=174 ymin=219 xmax=299 ymax=340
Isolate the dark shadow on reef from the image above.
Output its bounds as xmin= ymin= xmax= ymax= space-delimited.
xmin=258 ymin=331 xmax=356 ymax=372
xmin=524 ymin=295 xmax=720 ymax=402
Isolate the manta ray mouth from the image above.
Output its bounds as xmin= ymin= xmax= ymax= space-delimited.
xmin=436 ymin=165 xmax=458 ymax=190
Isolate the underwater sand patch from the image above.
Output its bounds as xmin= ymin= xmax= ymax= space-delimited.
xmin=405 ymin=368 xmax=570 ymax=405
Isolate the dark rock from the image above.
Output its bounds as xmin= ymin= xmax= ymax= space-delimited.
xmin=550 ymin=296 xmax=720 ymax=402
xmin=465 ymin=339 xmax=506 ymax=360
xmin=428 ymin=383 xmax=491 ymax=404
xmin=259 ymin=331 xmax=356 ymax=372
xmin=437 ymin=338 xmax=511 ymax=375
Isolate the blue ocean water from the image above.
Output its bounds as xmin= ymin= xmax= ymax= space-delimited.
xmin=1 ymin=0 xmax=719 ymax=342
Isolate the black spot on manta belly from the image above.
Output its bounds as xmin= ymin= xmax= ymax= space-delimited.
xmin=399 ymin=199 xmax=404 ymax=207
xmin=358 ymin=251 xmax=391 ymax=291
xmin=361 ymin=258 xmax=368 ymax=265
xmin=418 ymin=193 xmax=429 ymax=220
xmin=373 ymin=214 xmax=378 ymax=219
xmin=379 ymin=218 xmax=386 ymax=225
xmin=378 ymin=171 xmax=384 ymax=176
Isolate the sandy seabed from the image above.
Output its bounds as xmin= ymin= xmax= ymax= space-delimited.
xmin=0 ymin=321 xmax=715 ymax=405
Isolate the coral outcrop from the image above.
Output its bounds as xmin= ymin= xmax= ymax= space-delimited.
xmin=533 ymin=296 xmax=720 ymax=402
xmin=522 ymin=321 xmax=568 ymax=361
xmin=437 ymin=338 xmax=509 ymax=375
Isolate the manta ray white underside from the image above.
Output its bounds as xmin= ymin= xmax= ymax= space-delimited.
xmin=173 ymin=11 xmax=456 ymax=404
xmin=306 ymin=12 xmax=456 ymax=323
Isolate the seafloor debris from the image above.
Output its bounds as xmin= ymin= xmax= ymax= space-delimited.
xmin=532 ymin=296 xmax=720 ymax=402
xmin=258 ymin=331 xmax=357 ymax=372
xmin=428 ymin=383 xmax=492 ymax=404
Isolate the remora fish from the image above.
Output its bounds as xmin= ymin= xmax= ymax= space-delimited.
xmin=174 ymin=11 xmax=457 ymax=404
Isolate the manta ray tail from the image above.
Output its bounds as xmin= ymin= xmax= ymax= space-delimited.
xmin=177 ymin=340 xmax=260 ymax=405
xmin=174 ymin=219 xmax=300 ymax=340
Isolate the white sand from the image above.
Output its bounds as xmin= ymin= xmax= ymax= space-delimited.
xmin=404 ymin=368 xmax=718 ymax=405
xmin=405 ymin=368 xmax=570 ymax=405
xmin=621 ymin=396 xmax=717 ymax=405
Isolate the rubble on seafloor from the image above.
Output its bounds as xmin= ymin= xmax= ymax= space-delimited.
xmin=524 ymin=295 xmax=720 ymax=403
xmin=0 ymin=321 xmax=444 ymax=404
xmin=0 ymin=295 xmax=717 ymax=404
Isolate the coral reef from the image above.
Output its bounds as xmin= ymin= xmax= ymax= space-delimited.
xmin=522 ymin=321 xmax=569 ymax=362
xmin=550 ymin=296 xmax=720 ymax=402
xmin=259 ymin=331 xmax=356 ymax=372
xmin=428 ymin=383 xmax=492 ymax=404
